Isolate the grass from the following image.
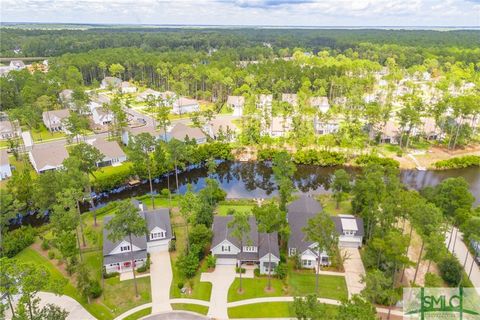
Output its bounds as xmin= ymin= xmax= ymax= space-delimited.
xmin=228 ymin=277 xmax=286 ymax=302
xmin=122 ymin=307 xmax=151 ymax=320
xmin=91 ymin=162 xmax=133 ymax=181
xmin=29 ymin=125 xmax=66 ymax=142
xmin=287 ymin=272 xmax=348 ymax=301
xmin=216 ymin=204 xmax=254 ymax=216
xmin=171 ymin=303 xmax=209 ymax=315
xmin=228 ymin=302 xmax=339 ymax=318
xmin=317 ymin=194 xmax=352 ymax=216
xmin=102 ymin=276 xmax=152 ymax=316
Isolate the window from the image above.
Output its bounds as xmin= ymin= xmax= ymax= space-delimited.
xmin=344 ymin=230 xmax=355 ymax=236
xmin=243 ymin=246 xmax=257 ymax=252
xmin=263 ymin=262 xmax=277 ymax=272
xmin=222 ymin=245 xmax=231 ymax=252
xmin=120 ymin=245 xmax=130 ymax=252
xmin=289 ymin=248 xmax=297 ymax=256
xmin=303 ymin=260 xmax=312 ymax=266
xmin=150 ymin=232 xmax=165 ymax=240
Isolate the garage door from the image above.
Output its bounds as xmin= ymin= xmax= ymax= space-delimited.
xmin=147 ymin=242 xmax=169 ymax=253
xmin=339 ymin=241 xmax=360 ymax=248
xmin=216 ymin=258 xmax=237 ymax=265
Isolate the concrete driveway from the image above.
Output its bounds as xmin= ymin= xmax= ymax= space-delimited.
xmin=200 ymin=265 xmax=236 ymax=319
xmin=150 ymin=251 xmax=173 ymax=313
xmin=341 ymin=247 xmax=366 ymax=297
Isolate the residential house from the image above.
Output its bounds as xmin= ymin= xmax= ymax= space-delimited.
xmin=169 ymin=123 xmax=207 ymax=144
xmin=226 ymin=96 xmax=245 ymax=116
xmin=210 ymin=215 xmax=280 ymax=274
xmin=92 ymin=107 xmax=114 ymax=126
xmin=287 ymin=196 xmax=364 ymax=268
xmin=87 ymin=93 xmax=111 ymax=113
xmin=88 ymin=138 xmax=127 ymax=167
xmin=270 ymin=116 xmax=292 ymax=137
xmin=103 ymin=201 xmax=172 ymax=274
xmin=379 ymin=120 xmax=400 ymax=144
xmin=415 ymin=117 xmax=441 ymax=140
xmin=172 ymin=97 xmax=199 ymax=115
xmin=203 ymin=117 xmax=238 ymax=141
xmin=282 ymin=93 xmax=298 ymax=107
xmin=256 ymin=94 xmax=272 ymax=112
xmin=9 ymin=60 xmax=26 ymax=70
xmin=0 ymin=150 xmax=12 ymax=180
xmin=309 ymin=97 xmax=330 ymax=113
xmin=42 ymin=109 xmax=70 ymax=132
xmin=136 ymin=89 xmax=162 ymax=102
xmin=313 ymin=117 xmax=339 ymax=135
xmin=100 ymin=77 xmax=122 ymax=90
xmin=59 ymin=89 xmax=74 ymax=108
xmin=331 ymin=215 xmax=364 ymax=248
xmin=287 ymin=196 xmax=330 ymax=269
xmin=120 ymin=81 xmax=137 ymax=94
xmin=121 ymin=125 xmax=163 ymax=146
xmin=29 ymin=145 xmax=69 ymax=173
xmin=0 ymin=121 xmax=20 ymax=140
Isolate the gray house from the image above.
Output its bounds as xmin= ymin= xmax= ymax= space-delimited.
xmin=210 ymin=215 xmax=280 ymax=274
xmin=103 ymin=201 xmax=172 ymax=274
xmin=287 ymin=196 xmax=364 ymax=269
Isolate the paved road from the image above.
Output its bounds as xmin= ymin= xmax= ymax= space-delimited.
xmin=200 ymin=265 xmax=236 ymax=319
xmin=150 ymin=251 xmax=173 ymax=313
xmin=445 ymin=227 xmax=480 ymax=294
xmin=341 ymin=247 xmax=366 ymax=297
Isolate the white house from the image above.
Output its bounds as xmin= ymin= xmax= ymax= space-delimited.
xmin=309 ymin=97 xmax=330 ymax=113
xmin=29 ymin=145 xmax=69 ymax=173
xmin=210 ymin=215 xmax=280 ymax=274
xmin=331 ymin=215 xmax=364 ymax=248
xmin=92 ymin=107 xmax=114 ymax=126
xmin=103 ymin=201 xmax=172 ymax=274
xmin=0 ymin=150 xmax=12 ymax=180
xmin=100 ymin=77 xmax=122 ymax=90
xmin=257 ymin=94 xmax=272 ymax=111
xmin=120 ymin=81 xmax=137 ymax=94
xmin=270 ymin=116 xmax=292 ymax=137
xmin=121 ymin=125 xmax=163 ymax=146
xmin=227 ymin=96 xmax=245 ymax=116
xmin=88 ymin=138 xmax=127 ymax=167
xmin=0 ymin=121 xmax=20 ymax=140
xmin=136 ymin=89 xmax=162 ymax=102
xmin=42 ymin=109 xmax=70 ymax=132
xmin=172 ymin=97 xmax=199 ymax=115
xmin=282 ymin=93 xmax=298 ymax=107
xmin=314 ymin=117 xmax=339 ymax=135
xmin=203 ymin=117 xmax=238 ymax=141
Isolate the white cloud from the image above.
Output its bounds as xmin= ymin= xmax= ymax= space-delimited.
xmin=1 ymin=0 xmax=479 ymax=26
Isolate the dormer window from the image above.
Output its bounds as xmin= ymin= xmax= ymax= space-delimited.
xmin=150 ymin=231 xmax=165 ymax=240
xmin=243 ymin=246 xmax=257 ymax=252
xmin=120 ymin=245 xmax=130 ymax=252
xmin=221 ymin=245 xmax=231 ymax=252
xmin=343 ymin=230 xmax=356 ymax=236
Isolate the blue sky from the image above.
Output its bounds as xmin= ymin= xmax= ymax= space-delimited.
xmin=2 ymin=0 xmax=479 ymax=27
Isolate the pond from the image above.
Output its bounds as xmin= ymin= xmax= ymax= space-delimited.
xmin=88 ymin=161 xmax=480 ymax=209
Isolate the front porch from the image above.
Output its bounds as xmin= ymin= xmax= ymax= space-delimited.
xmin=104 ymin=258 xmax=146 ymax=274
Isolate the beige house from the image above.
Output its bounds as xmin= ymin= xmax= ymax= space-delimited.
xmin=42 ymin=109 xmax=70 ymax=132
xmin=29 ymin=145 xmax=69 ymax=173
xmin=88 ymin=138 xmax=127 ymax=167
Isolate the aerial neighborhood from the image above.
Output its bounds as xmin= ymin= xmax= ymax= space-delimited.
xmin=1 ymin=25 xmax=479 ymax=320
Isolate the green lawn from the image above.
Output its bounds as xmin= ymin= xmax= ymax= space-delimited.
xmin=216 ymin=204 xmax=254 ymax=216
xmin=317 ymin=194 xmax=352 ymax=216
xmin=29 ymin=125 xmax=66 ymax=142
xmin=288 ymin=272 xmax=348 ymax=301
xmin=122 ymin=307 xmax=151 ymax=320
xmin=171 ymin=303 xmax=209 ymax=315
xmin=228 ymin=277 xmax=286 ymax=302
xmin=228 ymin=302 xmax=339 ymax=318
xmin=102 ymin=276 xmax=152 ymax=316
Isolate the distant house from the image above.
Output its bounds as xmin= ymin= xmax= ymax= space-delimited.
xmin=257 ymin=94 xmax=272 ymax=111
xmin=287 ymin=196 xmax=364 ymax=268
xmin=379 ymin=120 xmax=400 ymax=144
xmin=210 ymin=215 xmax=280 ymax=274
xmin=287 ymin=196 xmax=330 ymax=268
xmin=29 ymin=145 xmax=69 ymax=173
xmin=282 ymin=93 xmax=298 ymax=107
xmin=203 ymin=117 xmax=238 ymax=141
xmin=0 ymin=121 xmax=20 ymax=140
xmin=9 ymin=60 xmax=26 ymax=70
xmin=309 ymin=97 xmax=330 ymax=113
xmin=59 ymin=89 xmax=74 ymax=108
xmin=169 ymin=123 xmax=207 ymax=144
xmin=42 ymin=109 xmax=70 ymax=132
xmin=136 ymin=89 xmax=162 ymax=102
xmin=88 ymin=138 xmax=126 ymax=167
xmin=121 ymin=125 xmax=163 ymax=146
xmin=172 ymin=97 xmax=199 ymax=115
xmin=226 ymin=96 xmax=245 ymax=116
xmin=415 ymin=117 xmax=441 ymax=140
xmin=331 ymin=215 xmax=364 ymax=248
xmin=270 ymin=117 xmax=292 ymax=137
xmin=103 ymin=201 xmax=172 ymax=274
xmin=100 ymin=77 xmax=122 ymax=90
xmin=0 ymin=150 xmax=12 ymax=180
xmin=313 ymin=117 xmax=339 ymax=135
xmin=92 ymin=107 xmax=114 ymax=126
xmin=120 ymin=81 xmax=137 ymax=94
xmin=88 ymin=93 xmax=111 ymax=113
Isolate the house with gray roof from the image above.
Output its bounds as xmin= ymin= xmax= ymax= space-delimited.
xmin=0 ymin=149 xmax=12 ymax=180
xmin=172 ymin=97 xmax=199 ymax=115
xmin=210 ymin=215 xmax=280 ymax=274
xmin=42 ymin=109 xmax=70 ymax=132
xmin=100 ymin=77 xmax=122 ymax=90
xmin=287 ymin=196 xmax=364 ymax=269
xmin=103 ymin=201 xmax=172 ymax=274
xmin=88 ymin=138 xmax=126 ymax=167
xmin=168 ymin=123 xmax=207 ymax=144
xmin=28 ymin=144 xmax=69 ymax=173
xmin=0 ymin=120 xmax=20 ymax=140
xmin=226 ymin=96 xmax=245 ymax=116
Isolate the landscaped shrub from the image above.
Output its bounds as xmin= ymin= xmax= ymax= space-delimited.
xmin=354 ymin=154 xmax=400 ymax=169
xmin=275 ymin=264 xmax=288 ymax=280
xmin=137 ymin=265 xmax=147 ymax=273
xmin=48 ymin=250 xmax=56 ymax=260
xmin=235 ymin=267 xmax=246 ymax=274
xmin=176 ymin=249 xmax=200 ymax=279
xmin=206 ymin=254 xmax=216 ymax=269
xmin=424 ymin=272 xmax=443 ymax=287
xmin=439 ymin=255 xmax=462 ymax=286
xmin=103 ymin=271 xmax=119 ymax=279
xmin=434 ymin=155 xmax=480 ymax=169
xmin=169 ymin=240 xmax=176 ymax=252
xmin=161 ymin=188 xmax=171 ymax=197
xmin=1 ymin=226 xmax=36 ymax=258
xmin=89 ymin=280 xmax=102 ymax=298
xmin=41 ymin=239 xmax=51 ymax=251
xmin=254 ymin=268 xmax=260 ymax=277
xmin=177 ymin=282 xmax=184 ymax=290
xmin=293 ymin=149 xmax=346 ymax=166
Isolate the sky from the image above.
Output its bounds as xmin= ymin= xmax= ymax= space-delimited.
xmin=1 ymin=0 xmax=480 ymax=27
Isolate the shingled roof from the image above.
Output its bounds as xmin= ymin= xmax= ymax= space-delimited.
xmin=287 ymin=196 xmax=323 ymax=253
